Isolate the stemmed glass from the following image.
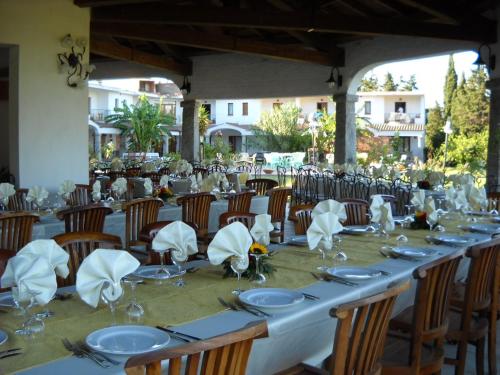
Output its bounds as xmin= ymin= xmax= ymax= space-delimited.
xmin=332 ymin=235 xmax=347 ymax=263
xmin=170 ymin=251 xmax=187 ymax=287
xmin=124 ymin=275 xmax=144 ymax=321
xmin=426 ymin=214 xmax=438 ymax=232
xmin=489 ymin=199 xmax=498 ymax=215
xmin=154 ymin=249 xmax=171 ymax=283
xmin=396 ymin=234 xmax=409 ymax=248
xmin=100 ymin=281 xmax=124 ymax=326
xmin=13 ymin=288 xmax=45 ymax=338
xmin=250 ymin=251 xmax=267 ymax=285
xmin=230 ymin=256 xmax=248 ymax=295
xmin=316 ymin=238 xmax=332 ymax=272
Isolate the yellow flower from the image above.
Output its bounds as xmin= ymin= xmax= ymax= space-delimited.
xmin=250 ymin=242 xmax=268 ymax=254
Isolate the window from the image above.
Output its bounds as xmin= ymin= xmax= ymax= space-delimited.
xmin=242 ymin=102 xmax=248 ymax=116
xmin=395 ymin=102 xmax=406 ymax=113
xmin=273 ymin=102 xmax=282 ymax=110
xmin=139 ymin=80 xmax=155 ymax=93
xmin=228 ymin=102 xmax=234 ymax=116
xmin=114 ymin=98 xmax=119 ymax=109
xmin=364 ymin=101 xmax=371 ymax=115
xmin=316 ymin=102 xmax=327 ymax=112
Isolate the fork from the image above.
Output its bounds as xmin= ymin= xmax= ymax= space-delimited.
xmin=218 ymin=297 xmax=270 ymax=317
xmin=62 ymin=338 xmax=110 ymax=368
xmin=75 ymin=340 xmax=120 ymax=366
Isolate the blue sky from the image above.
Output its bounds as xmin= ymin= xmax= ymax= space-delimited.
xmin=365 ymin=51 xmax=478 ymax=108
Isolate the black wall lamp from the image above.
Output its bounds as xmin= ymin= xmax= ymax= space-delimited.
xmin=180 ymin=76 xmax=191 ymax=95
xmin=57 ymin=34 xmax=95 ymax=88
xmin=473 ymin=43 xmax=496 ymax=73
xmin=326 ymin=67 xmax=342 ymax=88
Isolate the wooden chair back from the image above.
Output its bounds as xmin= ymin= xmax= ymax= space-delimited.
xmin=328 ymin=281 xmax=410 ymax=375
xmin=7 ymin=189 xmax=33 ymax=211
xmin=176 ymin=193 xmax=216 ymax=240
xmin=192 ymin=167 xmax=208 ymax=178
xmin=296 ymin=208 xmax=313 ymax=235
xmin=126 ymin=167 xmax=142 ymax=178
xmin=56 ymin=204 xmax=113 ymax=233
xmin=246 ymin=178 xmax=278 ymax=196
xmin=227 ymin=191 xmax=255 ymax=213
xmin=68 ymin=184 xmax=92 ymax=206
xmin=125 ymin=321 xmax=268 ymax=375
xmin=341 ymin=198 xmax=370 ymax=225
xmin=0 ymin=212 xmax=39 ymax=252
xmin=108 ymin=171 xmax=126 ymax=182
xmin=52 ymin=232 xmax=122 ymax=286
xmin=141 ymin=172 xmax=161 ymax=186
xmin=288 ymin=204 xmax=314 ymax=235
xmin=267 ymin=188 xmax=291 ymax=243
xmin=122 ymin=198 xmax=163 ymax=251
xmin=0 ymin=249 xmax=16 ymax=291
xmin=219 ymin=211 xmax=256 ymax=229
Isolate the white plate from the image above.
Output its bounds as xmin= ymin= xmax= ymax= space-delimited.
xmin=86 ymin=325 xmax=170 ymax=355
xmin=327 ymin=266 xmax=381 ymax=280
xmin=429 ymin=234 xmax=474 ymax=245
xmin=492 ymin=217 xmax=500 ymax=223
xmin=239 ymin=288 xmax=304 ymax=309
xmin=461 ymin=223 xmax=500 ymax=234
xmin=0 ymin=294 xmax=15 ymax=308
xmin=342 ymin=225 xmax=371 ymax=235
xmin=392 ymin=247 xmax=436 ymax=259
xmin=133 ymin=266 xmax=185 ymax=280
xmin=465 ymin=210 xmax=492 ymax=217
xmin=0 ymin=330 xmax=7 ymax=345
xmin=288 ymin=236 xmax=308 ymax=246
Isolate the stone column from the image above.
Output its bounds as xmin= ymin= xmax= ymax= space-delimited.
xmin=334 ymin=93 xmax=358 ymax=164
xmin=486 ymin=77 xmax=500 ymax=192
xmin=181 ymin=100 xmax=200 ymax=162
xmin=163 ymin=134 xmax=169 ymax=155
xmin=94 ymin=130 xmax=101 ymax=161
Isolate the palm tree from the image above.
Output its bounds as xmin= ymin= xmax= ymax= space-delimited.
xmin=105 ymin=95 xmax=174 ymax=153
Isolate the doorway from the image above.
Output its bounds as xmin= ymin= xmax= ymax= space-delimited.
xmin=395 ymin=102 xmax=406 ymax=113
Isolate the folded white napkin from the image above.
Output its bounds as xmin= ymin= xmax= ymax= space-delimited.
xmin=190 ymin=175 xmax=199 ymax=191
xmin=411 ymin=190 xmax=426 ymax=211
xmin=17 ymin=239 xmax=69 ymax=278
xmin=370 ymin=195 xmax=395 ymax=232
xmin=92 ymin=181 xmax=101 ymax=202
xmin=59 ymin=180 xmax=76 ymax=199
xmin=455 ymin=189 xmax=469 ymax=211
xmin=76 ymin=249 xmax=140 ymax=308
xmin=1 ymin=254 xmax=57 ymax=305
xmin=445 ymin=187 xmax=458 ymax=210
xmin=152 ymin=221 xmax=198 ymax=262
xmin=424 ymin=196 xmax=438 ymax=222
xmin=250 ymin=214 xmax=274 ymax=246
xmin=160 ymin=174 xmax=169 ymax=187
xmin=306 ymin=212 xmax=344 ymax=251
xmin=111 ymin=177 xmax=128 ymax=196
xmin=26 ymin=185 xmax=49 ymax=206
xmin=311 ymin=199 xmax=347 ymax=222
xmin=207 ymin=222 xmax=253 ymax=269
xmin=0 ymin=183 xmax=16 ymax=206
xmin=143 ymin=178 xmax=153 ymax=196
xmin=468 ymin=185 xmax=488 ymax=211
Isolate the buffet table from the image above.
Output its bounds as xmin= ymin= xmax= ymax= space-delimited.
xmin=0 ymin=220 xmax=492 ymax=375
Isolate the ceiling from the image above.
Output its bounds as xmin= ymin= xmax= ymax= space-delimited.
xmin=76 ymin=0 xmax=498 ymax=76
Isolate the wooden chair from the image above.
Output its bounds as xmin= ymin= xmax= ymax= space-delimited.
xmin=56 ymin=204 xmax=113 ymax=233
xmin=278 ymin=281 xmax=410 ymax=375
xmin=125 ymin=320 xmax=268 ymax=375
xmin=52 ymin=232 xmax=122 ymax=286
xmin=126 ymin=167 xmax=142 ymax=178
xmin=227 ymin=191 xmax=255 ymax=213
xmin=207 ymin=163 xmax=227 ymax=174
xmin=67 ymin=184 xmax=92 ymax=206
xmin=108 ymin=171 xmax=126 ymax=182
xmin=7 ymin=188 xmax=33 ymax=211
xmin=0 ymin=212 xmax=39 ymax=252
xmin=219 ymin=211 xmax=256 ymax=229
xmin=444 ymin=237 xmax=500 ymax=375
xmin=177 ymin=193 xmax=216 ymax=244
xmin=122 ymin=198 xmax=164 ymax=253
xmin=0 ymin=249 xmax=16 ymax=291
xmin=341 ymin=198 xmax=370 ymax=226
xmin=267 ymin=188 xmax=291 ymax=243
xmin=141 ymin=172 xmax=161 ymax=186
xmin=192 ymin=167 xmax=208 ymax=178
xmin=288 ymin=204 xmax=314 ymax=235
xmin=381 ymin=251 xmax=464 ymax=374
xmin=246 ymin=178 xmax=278 ymax=196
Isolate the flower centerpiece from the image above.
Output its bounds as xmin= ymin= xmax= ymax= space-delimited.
xmin=154 ymin=186 xmax=174 ymax=202
xmin=410 ymin=210 xmax=431 ymax=230
xmin=222 ymin=242 xmax=276 ymax=280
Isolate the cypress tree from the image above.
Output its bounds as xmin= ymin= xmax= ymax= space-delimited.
xmin=382 ymin=73 xmax=398 ymax=91
xmin=443 ymin=55 xmax=457 ymax=120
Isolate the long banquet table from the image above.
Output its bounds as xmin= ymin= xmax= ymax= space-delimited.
xmin=0 ymin=220 xmax=492 ymax=375
xmin=32 ymin=196 xmax=269 ymax=242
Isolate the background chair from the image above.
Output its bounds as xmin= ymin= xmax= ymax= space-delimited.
xmin=56 ymin=204 xmax=113 ymax=233
xmin=341 ymin=198 xmax=370 ymax=225
xmin=7 ymin=188 xmax=33 ymax=211
xmin=246 ymin=178 xmax=278 ymax=196
xmin=67 ymin=184 xmax=92 ymax=206
xmin=219 ymin=211 xmax=256 ymax=229
xmin=177 ymin=193 xmax=216 ymax=245
xmin=0 ymin=212 xmax=39 ymax=252
xmin=122 ymin=198 xmax=163 ymax=254
xmin=0 ymin=249 xmax=16 ymax=291
xmin=227 ymin=191 xmax=255 ymax=213
xmin=288 ymin=204 xmax=314 ymax=235
xmin=267 ymin=187 xmax=291 ymax=243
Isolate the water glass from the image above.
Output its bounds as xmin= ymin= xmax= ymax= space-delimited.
xmin=124 ymin=275 xmax=144 ymax=321
xmin=154 ymin=249 xmax=171 ymax=284
xmin=250 ymin=253 xmax=267 ymax=285
xmin=100 ymin=281 xmax=123 ymax=326
xmin=170 ymin=252 xmax=187 ymax=287
xmin=13 ymin=288 xmax=45 ymax=339
xmin=230 ymin=256 xmax=248 ymax=295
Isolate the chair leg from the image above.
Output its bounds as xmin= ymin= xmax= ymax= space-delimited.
xmin=455 ymin=339 xmax=468 ymax=375
xmin=489 ymin=305 xmax=498 ymax=374
xmin=475 ymin=337 xmax=485 ymax=375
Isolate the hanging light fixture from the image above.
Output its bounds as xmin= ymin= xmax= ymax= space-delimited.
xmin=325 ymin=67 xmax=342 ymax=88
xmin=473 ymin=43 xmax=496 ymax=72
xmin=180 ymin=76 xmax=191 ymax=95
xmin=57 ymin=34 xmax=95 ymax=88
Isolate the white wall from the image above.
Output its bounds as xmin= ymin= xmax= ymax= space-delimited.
xmin=0 ymin=0 xmax=90 ymax=190
xmin=357 ymin=94 xmax=425 ymax=124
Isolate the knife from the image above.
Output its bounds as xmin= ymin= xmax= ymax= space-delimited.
xmin=156 ymin=326 xmax=201 ymax=341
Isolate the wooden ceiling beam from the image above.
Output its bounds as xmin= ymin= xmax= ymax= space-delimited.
xmin=75 ymin=0 xmax=157 ymax=6
xmin=396 ymin=0 xmax=463 ymax=24
xmin=90 ymin=38 xmax=192 ymax=75
xmin=91 ymin=22 xmax=342 ymax=66
xmin=90 ymin=4 xmax=496 ymax=42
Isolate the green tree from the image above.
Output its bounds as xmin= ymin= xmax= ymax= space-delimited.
xmin=316 ymin=111 xmax=336 ymax=157
xmin=198 ymin=105 xmax=210 ymax=138
xmin=358 ymin=74 xmax=379 ymax=91
xmin=443 ymin=55 xmax=458 ymax=120
xmin=425 ymin=102 xmax=445 ymax=157
xmin=105 ymin=95 xmax=174 ymax=153
xmin=382 ymin=72 xmax=398 ymax=91
xmin=436 ymin=130 xmax=488 ymax=173
xmin=399 ymin=74 xmax=418 ymax=91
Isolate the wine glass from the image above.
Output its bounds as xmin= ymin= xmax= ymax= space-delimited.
xmin=100 ymin=281 xmax=124 ymax=326
xmin=396 ymin=234 xmax=408 ymax=248
xmin=154 ymin=249 xmax=171 ymax=284
xmin=124 ymin=275 xmax=144 ymax=321
xmin=170 ymin=251 xmax=187 ymax=287
xmin=230 ymin=256 xmax=248 ymax=295
xmin=332 ymin=235 xmax=347 ymax=263
xmin=250 ymin=252 xmax=267 ymax=285
xmin=426 ymin=214 xmax=438 ymax=232
xmin=316 ymin=238 xmax=332 ymax=272
xmin=13 ymin=288 xmax=45 ymax=338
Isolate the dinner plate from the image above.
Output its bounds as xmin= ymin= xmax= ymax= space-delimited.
xmin=288 ymin=235 xmax=308 ymax=246
xmin=460 ymin=223 xmax=500 ymax=235
xmin=465 ymin=210 xmax=492 ymax=217
xmin=392 ymin=247 xmax=436 ymax=259
xmin=0 ymin=294 xmax=15 ymax=308
xmin=327 ymin=266 xmax=381 ymax=280
xmin=0 ymin=330 xmax=7 ymax=345
xmin=86 ymin=325 xmax=170 ymax=355
xmin=491 ymin=217 xmax=500 ymax=224
xmin=133 ymin=266 xmax=185 ymax=280
xmin=427 ymin=234 xmax=475 ymax=246
xmin=239 ymin=288 xmax=304 ymax=309
xmin=341 ymin=225 xmax=372 ymax=235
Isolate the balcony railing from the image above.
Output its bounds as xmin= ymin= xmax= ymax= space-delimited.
xmin=384 ymin=112 xmax=422 ymax=124
xmin=89 ymin=109 xmax=113 ymax=122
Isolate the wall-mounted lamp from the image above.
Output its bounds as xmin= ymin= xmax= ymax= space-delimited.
xmin=326 ymin=67 xmax=342 ymax=88
xmin=473 ymin=43 xmax=496 ymax=72
xmin=57 ymin=34 xmax=95 ymax=88
xmin=180 ymin=76 xmax=191 ymax=95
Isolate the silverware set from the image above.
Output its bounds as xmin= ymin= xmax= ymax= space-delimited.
xmin=217 ymin=297 xmax=272 ymax=317
xmin=0 ymin=348 xmax=23 ymax=360
xmin=62 ymin=338 xmax=119 ymax=367
xmin=311 ymin=272 xmax=358 ymax=286
xmin=155 ymin=326 xmax=201 ymax=342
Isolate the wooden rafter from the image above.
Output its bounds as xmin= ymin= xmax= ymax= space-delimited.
xmin=75 ymin=0 xmax=156 ymax=6
xmin=90 ymin=38 xmax=192 ymax=75
xmin=396 ymin=0 xmax=463 ymax=24
xmin=90 ymin=4 xmax=496 ymax=42
xmin=91 ymin=22 xmax=342 ymax=66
